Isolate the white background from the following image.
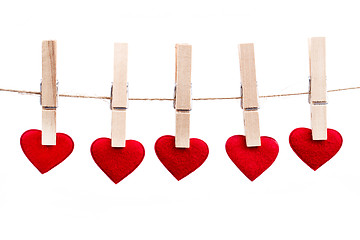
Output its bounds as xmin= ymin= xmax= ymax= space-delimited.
xmin=0 ymin=0 xmax=359 ymax=239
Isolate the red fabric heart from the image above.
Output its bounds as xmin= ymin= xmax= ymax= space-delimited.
xmin=154 ymin=135 xmax=209 ymax=181
xmin=20 ymin=129 xmax=74 ymax=174
xmin=225 ymin=135 xmax=279 ymax=181
xmin=90 ymin=138 xmax=145 ymax=184
xmin=289 ymin=127 xmax=342 ymax=170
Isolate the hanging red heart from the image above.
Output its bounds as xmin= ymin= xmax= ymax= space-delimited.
xmin=154 ymin=135 xmax=209 ymax=181
xmin=90 ymin=138 xmax=145 ymax=184
xmin=289 ymin=127 xmax=342 ymax=170
xmin=225 ymin=135 xmax=279 ymax=181
xmin=20 ymin=129 xmax=74 ymax=174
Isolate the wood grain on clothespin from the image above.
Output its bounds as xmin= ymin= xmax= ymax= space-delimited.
xmin=41 ymin=40 xmax=57 ymax=145
xmin=238 ymin=43 xmax=261 ymax=147
xmin=175 ymin=44 xmax=192 ymax=148
xmin=111 ymin=43 xmax=128 ymax=148
xmin=309 ymin=37 xmax=327 ymax=140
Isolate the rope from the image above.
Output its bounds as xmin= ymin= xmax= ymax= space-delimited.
xmin=1 ymin=86 xmax=360 ymax=101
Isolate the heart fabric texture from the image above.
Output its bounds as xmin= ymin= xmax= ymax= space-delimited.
xmin=20 ymin=129 xmax=74 ymax=174
xmin=155 ymin=135 xmax=209 ymax=181
xmin=289 ymin=127 xmax=342 ymax=170
xmin=90 ymin=138 xmax=145 ymax=184
xmin=225 ymin=135 xmax=279 ymax=181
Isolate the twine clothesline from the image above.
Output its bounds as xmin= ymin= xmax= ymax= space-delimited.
xmin=0 ymin=86 xmax=360 ymax=101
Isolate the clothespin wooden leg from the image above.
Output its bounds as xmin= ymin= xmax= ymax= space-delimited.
xmin=311 ymin=104 xmax=327 ymax=140
xmin=175 ymin=44 xmax=192 ymax=148
xmin=243 ymin=111 xmax=261 ymax=147
xmin=41 ymin=40 xmax=57 ymax=145
xmin=175 ymin=111 xmax=190 ymax=148
xmin=111 ymin=110 xmax=126 ymax=147
xmin=238 ymin=43 xmax=261 ymax=147
xmin=309 ymin=37 xmax=327 ymax=140
xmin=42 ymin=109 xmax=56 ymax=145
xmin=111 ymin=43 xmax=128 ymax=148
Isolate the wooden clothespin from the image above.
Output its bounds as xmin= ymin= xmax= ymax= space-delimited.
xmin=175 ymin=44 xmax=192 ymax=148
xmin=238 ymin=43 xmax=261 ymax=147
xmin=309 ymin=37 xmax=327 ymax=140
xmin=41 ymin=40 xmax=57 ymax=145
xmin=111 ymin=43 xmax=128 ymax=148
